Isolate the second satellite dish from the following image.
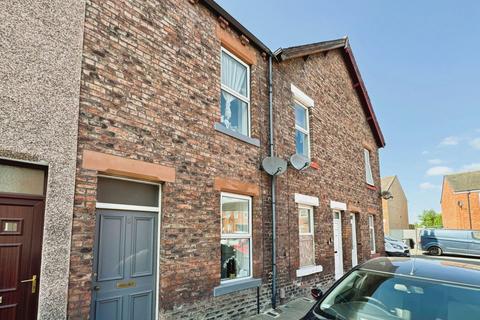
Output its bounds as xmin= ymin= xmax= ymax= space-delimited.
xmin=262 ymin=157 xmax=287 ymax=176
xmin=290 ymin=154 xmax=310 ymax=170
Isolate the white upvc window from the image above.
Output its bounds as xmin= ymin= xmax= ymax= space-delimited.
xmin=220 ymin=192 xmax=252 ymax=282
xmin=220 ymin=48 xmax=251 ymax=137
xmin=295 ymin=102 xmax=310 ymax=158
xmin=364 ymin=148 xmax=374 ymax=185
xmin=298 ymin=205 xmax=315 ymax=268
xmin=368 ymin=215 xmax=376 ymax=254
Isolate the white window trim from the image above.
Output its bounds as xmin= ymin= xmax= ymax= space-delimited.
xmin=364 ymin=148 xmax=374 ymax=186
xmin=291 ymin=84 xmax=314 ymax=107
xmin=294 ymin=193 xmax=319 ymax=207
xmin=298 ymin=204 xmax=314 ymax=236
xmin=220 ymin=192 xmax=253 ymax=284
xmin=369 ymin=215 xmax=376 ymax=254
xmin=294 ymin=101 xmax=311 ymax=159
xmin=296 ymin=265 xmax=323 ymax=277
xmin=220 ymin=47 xmax=251 ymax=137
xmin=330 ymin=200 xmax=347 ymax=211
xmin=298 ymin=204 xmax=317 ymax=270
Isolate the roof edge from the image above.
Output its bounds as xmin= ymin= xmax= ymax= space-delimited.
xmin=274 ymin=37 xmax=348 ymax=61
xmin=275 ymin=38 xmax=386 ymax=148
xmin=200 ymin=0 xmax=272 ymax=55
xmin=343 ymin=46 xmax=386 ymax=147
xmin=198 ymin=1 xmax=385 ymax=148
xmin=382 ymin=175 xmax=396 ymax=192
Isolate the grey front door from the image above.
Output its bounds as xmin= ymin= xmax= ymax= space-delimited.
xmin=93 ymin=209 xmax=157 ymax=320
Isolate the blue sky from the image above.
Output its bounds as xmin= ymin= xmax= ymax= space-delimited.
xmin=216 ymin=0 xmax=480 ymax=222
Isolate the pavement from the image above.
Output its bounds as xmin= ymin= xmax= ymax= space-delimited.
xmin=247 ymin=297 xmax=315 ymax=320
xmin=247 ymin=253 xmax=480 ymax=320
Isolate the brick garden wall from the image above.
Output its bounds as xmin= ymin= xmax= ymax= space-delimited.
xmin=67 ymin=0 xmax=384 ymax=319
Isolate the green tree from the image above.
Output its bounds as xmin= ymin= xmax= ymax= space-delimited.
xmin=418 ymin=209 xmax=442 ymax=228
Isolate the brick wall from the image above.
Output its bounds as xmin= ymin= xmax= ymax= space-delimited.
xmin=67 ymin=0 xmax=384 ymax=319
xmin=68 ymin=0 xmax=270 ymax=318
xmin=271 ymin=50 xmax=384 ymax=291
xmin=442 ymin=180 xmax=480 ymax=229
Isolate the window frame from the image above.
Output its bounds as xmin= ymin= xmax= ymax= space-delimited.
xmin=298 ymin=204 xmax=315 ymax=268
xmin=364 ymin=148 xmax=374 ymax=186
xmin=220 ymin=47 xmax=251 ymax=137
xmin=294 ymin=101 xmax=311 ymax=159
xmin=368 ymin=215 xmax=376 ymax=254
xmin=220 ymin=192 xmax=253 ymax=284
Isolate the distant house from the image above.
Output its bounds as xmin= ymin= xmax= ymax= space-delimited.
xmin=442 ymin=171 xmax=480 ymax=230
xmin=381 ymin=176 xmax=409 ymax=234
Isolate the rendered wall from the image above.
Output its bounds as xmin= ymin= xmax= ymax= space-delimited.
xmin=0 ymin=0 xmax=85 ymax=318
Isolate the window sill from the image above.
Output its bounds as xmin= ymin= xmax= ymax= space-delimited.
xmin=296 ymin=265 xmax=323 ymax=277
xmin=366 ymin=183 xmax=377 ymax=191
xmin=214 ymin=123 xmax=260 ymax=147
xmin=213 ymin=278 xmax=261 ymax=296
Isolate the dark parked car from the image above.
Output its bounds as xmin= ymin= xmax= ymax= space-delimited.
xmin=302 ymin=257 xmax=480 ymax=320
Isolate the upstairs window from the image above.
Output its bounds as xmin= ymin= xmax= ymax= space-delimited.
xmin=220 ymin=48 xmax=250 ymax=137
xmin=295 ymin=102 xmax=310 ymax=158
xmin=364 ymin=148 xmax=374 ymax=185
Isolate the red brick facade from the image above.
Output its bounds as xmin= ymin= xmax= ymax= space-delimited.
xmin=273 ymin=49 xmax=384 ymax=283
xmin=442 ymin=180 xmax=480 ymax=229
xmin=67 ymin=0 xmax=385 ymax=318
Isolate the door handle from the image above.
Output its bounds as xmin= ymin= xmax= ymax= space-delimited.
xmin=93 ymin=286 xmax=100 ymax=291
xmin=21 ymin=275 xmax=37 ymax=293
xmin=334 ymin=251 xmax=338 ymax=253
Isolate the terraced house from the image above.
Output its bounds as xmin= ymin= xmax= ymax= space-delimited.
xmin=1 ymin=0 xmax=385 ymax=319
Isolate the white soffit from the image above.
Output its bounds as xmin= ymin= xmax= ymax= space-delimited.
xmin=294 ymin=193 xmax=319 ymax=206
xmin=330 ymin=200 xmax=347 ymax=211
xmin=291 ymin=84 xmax=314 ymax=108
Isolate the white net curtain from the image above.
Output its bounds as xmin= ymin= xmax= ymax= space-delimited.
xmin=220 ymin=51 xmax=249 ymax=136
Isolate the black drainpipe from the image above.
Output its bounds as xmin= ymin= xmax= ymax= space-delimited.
xmin=268 ymin=54 xmax=277 ymax=310
xmin=467 ymin=191 xmax=472 ymax=229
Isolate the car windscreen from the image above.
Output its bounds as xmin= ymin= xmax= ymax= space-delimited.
xmin=313 ymin=269 xmax=480 ymax=320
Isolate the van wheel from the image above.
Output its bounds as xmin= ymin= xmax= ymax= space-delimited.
xmin=428 ymin=246 xmax=442 ymax=256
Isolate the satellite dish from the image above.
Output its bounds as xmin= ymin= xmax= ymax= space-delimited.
xmin=262 ymin=157 xmax=287 ymax=176
xmin=290 ymin=154 xmax=310 ymax=171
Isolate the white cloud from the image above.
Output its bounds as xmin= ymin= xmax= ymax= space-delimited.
xmin=469 ymin=138 xmax=480 ymax=149
xmin=428 ymin=159 xmax=443 ymax=165
xmin=462 ymin=163 xmax=480 ymax=172
xmin=419 ymin=182 xmax=440 ymax=190
xmin=440 ymin=136 xmax=460 ymax=146
xmin=421 ymin=150 xmax=429 ymax=155
xmin=426 ymin=166 xmax=453 ymax=176
xmin=475 ymin=128 xmax=480 ymax=133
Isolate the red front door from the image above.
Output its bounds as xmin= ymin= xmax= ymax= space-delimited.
xmin=0 ymin=195 xmax=45 ymax=320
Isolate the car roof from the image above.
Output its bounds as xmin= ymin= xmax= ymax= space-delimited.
xmin=359 ymin=257 xmax=480 ymax=288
